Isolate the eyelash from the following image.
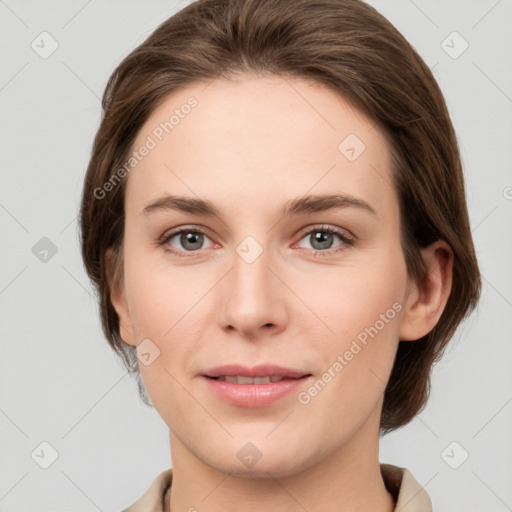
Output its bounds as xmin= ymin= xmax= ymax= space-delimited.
xmin=158 ymin=224 xmax=355 ymax=258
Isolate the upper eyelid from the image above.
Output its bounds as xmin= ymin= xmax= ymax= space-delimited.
xmin=295 ymin=224 xmax=353 ymax=240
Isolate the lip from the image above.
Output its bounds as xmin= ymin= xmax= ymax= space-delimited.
xmin=201 ymin=364 xmax=313 ymax=408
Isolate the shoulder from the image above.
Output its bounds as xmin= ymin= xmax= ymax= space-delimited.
xmin=121 ymin=469 xmax=173 ymax=512
xmin=380 ymin=463 xmax=433 ymax=512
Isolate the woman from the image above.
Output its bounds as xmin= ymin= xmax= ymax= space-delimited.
xmin=79 ymin=0 xmax=481 ymax=510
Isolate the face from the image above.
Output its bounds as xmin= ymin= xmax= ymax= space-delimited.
xmin=110 ymin=73 xmax=417 ymax=477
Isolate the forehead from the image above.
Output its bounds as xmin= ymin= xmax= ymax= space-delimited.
xmin=127 ymin=73 xmax=396 ymax=221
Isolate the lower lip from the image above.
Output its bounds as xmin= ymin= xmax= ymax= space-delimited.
xmin=201 ymin=375 xmax=312 ymax=408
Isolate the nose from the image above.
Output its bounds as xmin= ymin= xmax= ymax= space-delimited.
xmin=217 ymin=241 xmax=288 ymax=339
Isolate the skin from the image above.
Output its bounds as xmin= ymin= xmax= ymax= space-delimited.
xmin=108 ymin=73 xmax=453 ymax=512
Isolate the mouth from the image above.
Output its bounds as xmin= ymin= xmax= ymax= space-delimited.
xmin=200 ymin=365 xmax=313 ymax=407
xmin=202 ymin=363 xmax=312 ymax=382
xmin=204 ymin=375 xmax=310 ymax=384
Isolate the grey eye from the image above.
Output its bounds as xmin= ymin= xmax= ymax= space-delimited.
xmin=166 ymin=230 xmax=214 ymax=252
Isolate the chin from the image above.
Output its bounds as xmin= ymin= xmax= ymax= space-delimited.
xmin=215 ymin=457 xmax=308 ymax=480
xmin=198 ymin=438 xmax=317 ymax=480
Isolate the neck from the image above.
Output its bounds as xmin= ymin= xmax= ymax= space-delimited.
xmin=166 ymin=412 xmax=394 ymax=512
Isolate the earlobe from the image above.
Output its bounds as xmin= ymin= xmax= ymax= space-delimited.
xmin=105 ymin=248 xmax=137 ymax=347
xmin=399 ymin=240 xmax=453 ymax=341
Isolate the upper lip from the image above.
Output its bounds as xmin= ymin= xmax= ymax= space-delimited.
xmin=202 ymin=364 xmax=311 ymax=379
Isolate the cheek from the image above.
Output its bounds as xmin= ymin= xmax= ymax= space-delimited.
xmin=308 ymin=248 xmax=407 ymax=395
xmin=124 ymin=253 xmax=209 ymax=415
xmin=295 ymin=276 xmax=404 ymax=438
xmin=301 ymin=251 xmax=407 ymax=345
xmin=122 ymin=247 xmax=214 ymax=392
xmin=123 ymin=243 xmax=210 ymax=339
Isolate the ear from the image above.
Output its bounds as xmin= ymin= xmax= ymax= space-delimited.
xmin=400 ymin=240 xmax=453 ymax=341
xmin=105 ymin=248 xmax=137 ymax=347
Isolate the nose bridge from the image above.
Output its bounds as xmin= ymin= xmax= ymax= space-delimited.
xmin=218 ymin=234 xmax=286 ymax=335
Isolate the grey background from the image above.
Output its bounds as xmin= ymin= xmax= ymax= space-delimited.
xmin=1 ymin=0 xmax=511 ymax=511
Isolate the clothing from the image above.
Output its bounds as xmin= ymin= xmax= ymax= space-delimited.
xmin=122 ymin=463 xmax=432 ymax=512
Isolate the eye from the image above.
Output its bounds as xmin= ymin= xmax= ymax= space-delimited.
xmin=158 ymin=224 xmax=354 ymax=258
xmin=295 ymin=225 xmax=354 ymax=255
xmin=160 ymin=227 xmax=215 ymax=257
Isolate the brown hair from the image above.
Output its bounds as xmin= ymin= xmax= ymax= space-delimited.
xmin=79 ymin=0 xmax=481 ymax=433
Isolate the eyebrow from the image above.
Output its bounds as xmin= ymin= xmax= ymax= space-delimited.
xmin=141 ymin=193 xmax=377 ymax=219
